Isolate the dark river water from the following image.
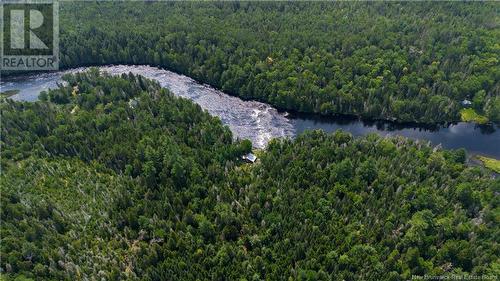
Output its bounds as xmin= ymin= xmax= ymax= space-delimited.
xmin=1 ymin=65 xmax=499 ymax=158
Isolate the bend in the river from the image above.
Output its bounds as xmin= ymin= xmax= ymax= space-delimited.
xmin=1 ymin=65 xmax=499 ymax=158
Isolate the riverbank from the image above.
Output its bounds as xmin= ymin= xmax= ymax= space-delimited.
xmin=4 ymin=63 xmax=496 ymax=128
xmin=2 ymin=65 xmax=499 ymax=158
xmin=0 ymin=90 xmax=19 ymax=99
xmin=477 ymin=156 xmax=500 ymax=174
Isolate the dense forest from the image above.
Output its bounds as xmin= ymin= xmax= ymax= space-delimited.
xmin=1 ymin=71 xmax=499 ymax=280
xmin=54 ymin=1 xmax=500 ymax=124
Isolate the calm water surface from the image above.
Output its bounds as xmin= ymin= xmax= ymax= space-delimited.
xmin=1 ymin=65 xmax=498 ymax=158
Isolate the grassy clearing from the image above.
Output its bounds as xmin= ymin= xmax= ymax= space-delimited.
xmin=477 ymin=156 xmax=500 ymax=173
xmin=460 ymin=108 xmax=489 ymax=124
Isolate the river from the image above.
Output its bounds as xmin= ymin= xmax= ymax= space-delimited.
xmin=1 ymin=65 xmax=499 ymax=158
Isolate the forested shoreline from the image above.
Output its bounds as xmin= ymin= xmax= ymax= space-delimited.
xmin=2 ymin=2 xmax=499 ymax=280
xmin=50 ymin=1 xmax=500 ymax=125
xmin=3 ymin=2 xmax=499 ymax=124
xmin=1 ymin=71 xmax=498 ymax=280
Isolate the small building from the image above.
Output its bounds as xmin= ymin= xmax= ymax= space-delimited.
xmin=242 ymin=153 xmax=257 ymax=163
xmin=128 ymin=99 xmax=138 ymax=109
xmin=72 ymin=86 xmax=79 ymax=97
xmin=461 ymin=99 xmax=472 ymax=107
xmin=266 ymin=56 xmax=274 ymax=65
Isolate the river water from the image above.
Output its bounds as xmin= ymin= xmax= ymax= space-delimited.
xmin=1 ymin=65 xmax=499 ymax=158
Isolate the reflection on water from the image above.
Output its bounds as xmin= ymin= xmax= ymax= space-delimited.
xmin=1 ymin=65 xmax=499 ymax=157
xmin=292 ymin=113 xmax=499 ymax=158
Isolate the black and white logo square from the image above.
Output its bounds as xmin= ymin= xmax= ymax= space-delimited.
xmin=1 ymin=0 xmax=59 ymax=71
